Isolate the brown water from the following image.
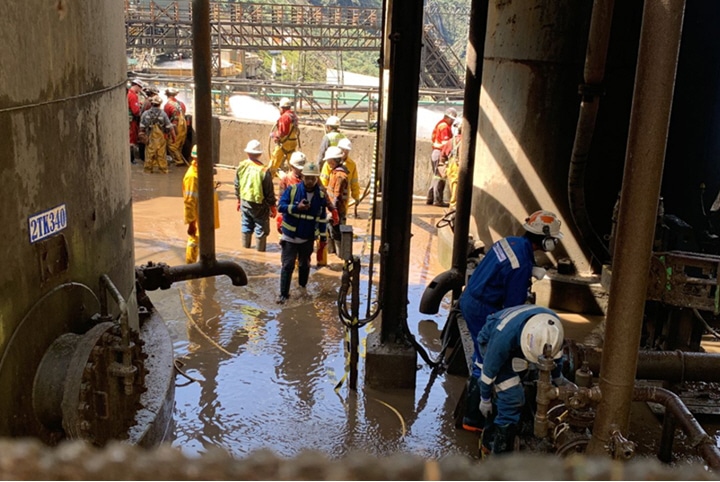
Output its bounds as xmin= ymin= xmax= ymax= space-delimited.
xmin=132 ymin=162 xmax=482 ymax=459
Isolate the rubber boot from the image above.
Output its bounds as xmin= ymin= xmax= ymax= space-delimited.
xmin=242 ymin=232 xmax=252 ymax=249
xmin=256 ymin=235 xmax=267 ymax=252
xmin=481 ymin=423 xmax=516 ymax=457
xmin=317 ymin=241 xmax=327 ymax=267
xmin=298 ymin=266 xmax=310 ymax=288
xmin=277 ymin=270 xmax=292 ymax=304
xmin=461 ymin=376 xmax=484 ymax=433
xmin=491 ymin=424 xmax=517 ymax=454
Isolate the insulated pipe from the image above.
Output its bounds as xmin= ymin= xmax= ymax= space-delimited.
xmin=633 ymin=386 xmax=720 ymax=470
xmin=587 ymin=0 xmax=686 ymax=456
xmin=419 ymin=0 xmax=489 ymax=315
xmin=567 ymin=0 xmax=615 ymax=269
xmin=574 ymin=345 xmax=720 ymax=383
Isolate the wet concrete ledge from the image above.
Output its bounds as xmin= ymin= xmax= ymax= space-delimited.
xmin=0 ymin=438 xmax=714 ymax=480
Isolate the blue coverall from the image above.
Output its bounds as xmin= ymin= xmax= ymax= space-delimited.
xmin=478 ymin=305 xmax=562 ymax=426
xmin=459 ymin=236 xmax=535 ymax=379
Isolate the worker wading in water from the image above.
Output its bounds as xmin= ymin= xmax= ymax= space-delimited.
xmin=235 ymin=140 xmax=277 ymax=252
xmin=183 ymin=145 xmax=220 ymax=264
xmin=139 ymin=96 xmax=174 ymax=174
xmin=165 ymin=87 xmax=188 ymax=166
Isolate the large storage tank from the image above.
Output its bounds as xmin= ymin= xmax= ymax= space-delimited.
xmin=0 ymin=1 xmax=173 ymax=445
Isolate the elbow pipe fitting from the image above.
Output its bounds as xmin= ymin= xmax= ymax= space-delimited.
xmin=167 ymin=260 xmax=248 ymax=287
xmin=419 ymin=268 xmax=464 ymax=315
xmin=136 ymin=260 xmax=248 ymax=291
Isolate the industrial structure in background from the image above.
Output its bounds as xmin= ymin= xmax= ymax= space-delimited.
xmin=4 ymin=0 xmax=720 ymax=476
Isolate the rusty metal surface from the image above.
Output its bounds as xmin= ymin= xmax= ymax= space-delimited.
xmin=647 ymin=251 xmax=720 ymax=314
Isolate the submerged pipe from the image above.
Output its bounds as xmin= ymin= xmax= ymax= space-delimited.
xmin=567 ymin=0 xmax=615 ymax=268
xmin=634 ymin=386 xmax=720 ymax=470
xmin=587 ymin=0 xmax=686 ymax=455
xmin=419 ymin=0 xmax=489 ymax=315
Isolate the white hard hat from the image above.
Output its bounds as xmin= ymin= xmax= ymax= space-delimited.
xmin=523 ymin=210 xmax=563 ymax=238
xmin=325 ymin=115 xmax=341 ymax=127
xmin=337 ymin=138 xmax=352 ymax=151
xmin=279 ymin=97 xmax=292 ymax=108
xmin=244 ymin=139 xmax=263 ymax=155
xmin=445 ymin=107 xmax=458 ymax=119
xmin=520 ymin=312 xmax=565 ymax=363
xmin=302 ymin=162 xmax=321 ymax=177
xmin=289 ymin=151 xmax=307 ymax=169
xmin=323 ymin=146 xmax=344 ymax=161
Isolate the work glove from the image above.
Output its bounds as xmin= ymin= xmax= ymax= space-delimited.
xmin=236 ymin=200 xmax=241 ymax=212
xmin=270 ymin=205 xmax=278 ymax=219
xmin=187 ymin=220 xmax=197 ymax=236
xmin=553 ymin=375 xmax=578 ymax=390
xmin=331 ymin=209 xmax=340 ymax=226
xmin=479 ymin=398 xmax=493 ymax=419
xmin=276 ymin=214 xmax=283 ymax=234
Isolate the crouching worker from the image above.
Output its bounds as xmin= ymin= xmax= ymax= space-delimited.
xmin=478 ymin=305 xmax=571 ymax=457
xmin=276 ymin=162 xmax=328 ymax=304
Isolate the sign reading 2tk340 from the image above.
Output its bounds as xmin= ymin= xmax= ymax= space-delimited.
xmin=29 ymin=204 xmax=68 ymax=244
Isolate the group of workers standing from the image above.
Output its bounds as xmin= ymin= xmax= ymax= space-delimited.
xmin=128 ymin=78 xmax=189 ymax=173
xmin=180 ymin=96 xmax=360 ymax=305
xmin=428 ymin=107 xmax=462 ymax=208
xmin=157 ymin=86 xmax=571 ymax=456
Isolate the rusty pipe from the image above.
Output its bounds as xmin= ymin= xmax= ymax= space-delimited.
xmin=419 ymin=0 xmax=488 ymax=315
xmin=634 ymin=386 xmax=720 ymax=470
xmin=572 ymin=344 xmax=720 ymax=383
xmin=587 ymin=0 xmax=686 ymax=456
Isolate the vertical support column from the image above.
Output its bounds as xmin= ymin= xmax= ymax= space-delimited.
xmin=365 ymin=0 xmax=424 ymax=389
xmin=586 ymin=0 xmax=686 ymax=455
xmin=192 ymin=0 xmax=217 ymax=264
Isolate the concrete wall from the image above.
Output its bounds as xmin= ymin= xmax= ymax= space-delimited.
xmin=214 ymin=116 xmax=435 ymax=197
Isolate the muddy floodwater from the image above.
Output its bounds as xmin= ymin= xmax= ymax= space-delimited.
xmin=131 ymin=160 xmax=602 ymax=460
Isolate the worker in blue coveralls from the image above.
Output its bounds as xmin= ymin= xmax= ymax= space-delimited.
xmin=458 ymin=210 xmax=564 ymax=433
xmin=477 ymin=304 xmax=570 ymax=456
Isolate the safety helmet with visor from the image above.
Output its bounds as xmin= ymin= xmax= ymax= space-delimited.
xmin=520 ymin=312 xmax=565 ymax=364
xmin=244 ymin=139 xmax=263 ymax=155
